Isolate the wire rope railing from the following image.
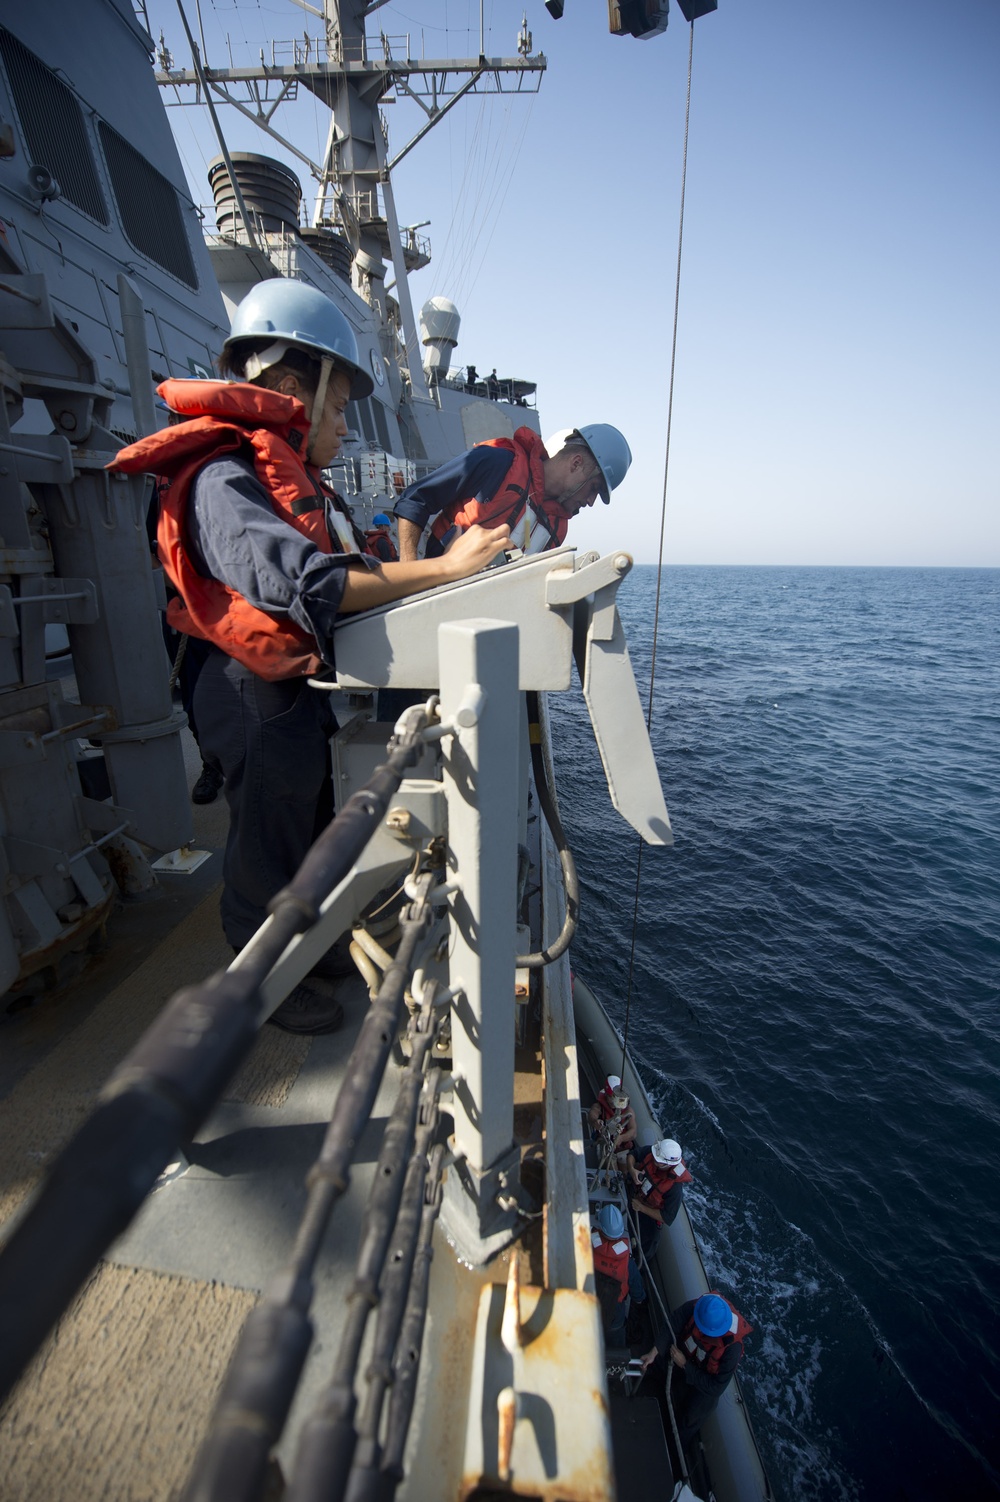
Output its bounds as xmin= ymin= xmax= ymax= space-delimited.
xmin=183 ymin=880 xmax=447 ymax=1502
xmin=0 ymin=703 xmax=436 ymax=1405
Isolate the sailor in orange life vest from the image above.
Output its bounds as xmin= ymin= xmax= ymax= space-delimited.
xmin=108 ymin=281 xmax=509 ymax=1037
xmin=364 ymin=512 xmax=399 ymax=563
xmin=587 ymin=1074 xmax=638 ymax=1157
xmin=638 ymin=1293 xmax=753 ymax=1447
xmin=392 ymin=422 xmax=632 ymax=563
xmin=591 ymin=1203 xmax=645 ymax=1341
xmin=626 ymin=1137 xmax=693 ymax=1259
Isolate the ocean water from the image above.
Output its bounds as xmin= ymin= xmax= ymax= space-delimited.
xmin=549 ymin=565 xmax=1000 ymax=1502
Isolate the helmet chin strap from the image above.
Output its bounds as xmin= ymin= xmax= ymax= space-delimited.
xmin=305 ymin=356 xmax=334 ymax=466
xmin=558 ymin=463 xmax=602 ymax=509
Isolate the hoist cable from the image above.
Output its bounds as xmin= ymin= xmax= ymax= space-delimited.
xmin=620 ymin=19 xmax=697 ymax=1080
xmin=518 ymin=691 xmax=579 ymax=968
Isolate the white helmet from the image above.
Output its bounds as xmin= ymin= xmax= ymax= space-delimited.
xmin=651 ymin=1138 xmax=683 ymax=1167
xmin=545 ymin=427 xmax=575 ymax=457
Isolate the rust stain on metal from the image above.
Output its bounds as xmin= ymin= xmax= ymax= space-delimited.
xmin=459 ymin=1285 xmax=615 ymax=1502
xmin=4 ymin=890 xmax=114 ymax=999
xmin=576 ymin=1216 xmax=595 ymax=1285
xmin=496 ymin=1387 xmax=517 ymax=1482
xmin=501 ymin=1254 xmax=524 ymax=1351
xmin=591 ymin=1385 xmax=610 ymax=1419
xmin=461 ymin=1463 xmax=614 ymax=1501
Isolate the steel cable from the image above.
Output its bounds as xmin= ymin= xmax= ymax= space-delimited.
xmin=517 ymin=690 xmax=579 ymax=967
xmin=624 ymin=1191 xmax=688 ymax=1479
xmin=376 ymin=1151 xmax=446 ymax=1499
xmin=283 ymin=986 xmax=446 ymax=1502
xmin=621 ymin=18 xmax=697 ymax=1078
xmin=181 ymin=886 xmax=437 ymax=1502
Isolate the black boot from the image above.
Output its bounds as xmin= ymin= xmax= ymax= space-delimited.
xmin=266 ymin=984 xmax=345 ymax=1035
xmin=191 ymin=761 xmax=224 ymax=804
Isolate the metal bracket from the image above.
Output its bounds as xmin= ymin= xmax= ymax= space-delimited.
xmin=574 ymin=591 xmax=672 ymax=845
xmin=439 ymin=1140 xmax=523 ymax=1265
xmin=0 ymin=578 xmax=99 ymax=634
xmin=544 ymin=548 xmax=633 ymax=610
xmin=550 ymin=550 xmax=673 ymax=847
xmin=0 ymin=274 xmax=53 ymax=331
xmin=0 ymin=432 xmax=74 ymax=485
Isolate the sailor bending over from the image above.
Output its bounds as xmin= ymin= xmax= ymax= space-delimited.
xmin=393 ymin=423 xmax=631 ymax=561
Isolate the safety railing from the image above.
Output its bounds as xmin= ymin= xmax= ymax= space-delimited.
xmin=0 ymin=703 xmax=437 ymax=1407
xmin=183 ymin=872 xmax=448 ymax=1502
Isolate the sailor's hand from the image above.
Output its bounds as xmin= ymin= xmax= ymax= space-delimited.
xmin=639 ymin=1347 xmax=658 ymax=1372
xmin=629 ymin=1167 xmax=641 ymax=1185
xmin=443 ymin=523 xmax=510 ymax=576
xmin=669 ymin=1345 xmax=687 ymax=1369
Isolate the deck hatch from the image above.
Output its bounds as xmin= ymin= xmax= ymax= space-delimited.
xmin=0 ymin=28 xmax=109 ymax=225
xmin=97 ymin=121 xmax=198 ymax=289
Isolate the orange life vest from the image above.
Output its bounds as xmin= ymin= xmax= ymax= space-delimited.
xmin=429 ymin=427 xmax=568 ymax=550
xmin=591 ymin=1231 xmax=631 ymax=1302
xmin=595 ymin=1084 xmax=621 ymax=1118
xmin=595 ymin=1086 xmax=636 ymax=1143
xmin=109 ymin=379 xmax=360 ymax=681
xmin=365 ymin=527 xmax=398 ymax=563
xmin=637 ymin=1151 xmax=693 ymax=1213
xmin=680 ymin=1294 xmax=753 ymax=1375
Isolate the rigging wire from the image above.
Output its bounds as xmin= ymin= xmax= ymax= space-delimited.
xmin=620 ymin=18 xmax=697 ymax=1081
xmin=461 ymin=97 xmax=536 ymax=306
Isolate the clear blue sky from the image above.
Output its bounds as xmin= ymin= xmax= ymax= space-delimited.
xmin=154 ymin=0 xmax=999 ymax=566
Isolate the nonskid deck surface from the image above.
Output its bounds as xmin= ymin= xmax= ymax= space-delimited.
xmin=0 ymin=727 xmax=518 ymax=1500
xmin=0 ymin=910 xmax=270 ymax=1496
xmin=0 ymin=726 xmax=292 ymax=1496
xmin=1 ymin=937 xmax=497 ymax=1499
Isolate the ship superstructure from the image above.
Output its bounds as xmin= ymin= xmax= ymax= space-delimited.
xmin=0 ymin=0 xmax=546 ymax=1005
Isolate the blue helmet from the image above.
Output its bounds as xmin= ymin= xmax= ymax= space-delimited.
xmin=693 ymin=1294 xmax=732 ymax=1338
xmin=597 ymin=1204 xmax=626 ymax=1240
xmin=372 ymin=513 xmax=393 ymax=527
xmin=576 ymin=423 xmax=632 ymax=503
xmin=224 ymin=279 xmax=374 ymax=399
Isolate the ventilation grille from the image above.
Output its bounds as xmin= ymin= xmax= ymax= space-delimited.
xmin=98 ymin=122 xmax=197 ymax=289
xmin=0 ymin=27 xmax=108 ymax=224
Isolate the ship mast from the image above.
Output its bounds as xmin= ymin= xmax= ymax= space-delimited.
xmin=157 ymin=0 xmax=545 ymax=398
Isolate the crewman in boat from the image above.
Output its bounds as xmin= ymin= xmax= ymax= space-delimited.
xmin=109 ymin=280 xmax=509 ymax=1035
xmin=590 ymin=1203 xmax=646 ymax=1341
xmin=626 ymin=1137 xmax=693 ymax=1257
xmin=392 ymin=423 xmax=632 ymax=561
xmin=638 ymin=1292 xmax=753 ymax=1447
xmin=587 ymin=1073 xmax=638 ymax=1159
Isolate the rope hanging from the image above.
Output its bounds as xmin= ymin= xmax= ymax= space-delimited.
xmin=621 ymin=19 xmax=697 ymax=1080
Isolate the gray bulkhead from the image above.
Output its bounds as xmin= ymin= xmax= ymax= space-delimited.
xmin=0 ymin=1 xmax=230 ymax=1003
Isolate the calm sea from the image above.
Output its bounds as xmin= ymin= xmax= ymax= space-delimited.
xmin=550 ymin=565 xmax=1000 ymax=1502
